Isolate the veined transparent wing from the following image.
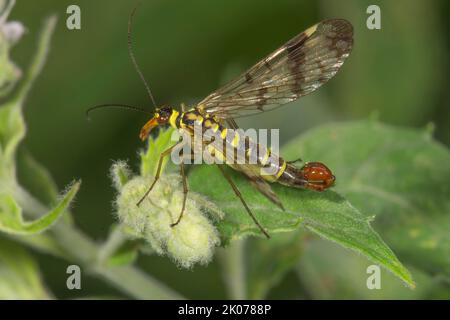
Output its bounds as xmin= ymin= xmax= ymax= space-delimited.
xmin=198 ymin=19 xmax=353 ymax=119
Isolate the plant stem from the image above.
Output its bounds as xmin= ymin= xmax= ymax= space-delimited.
xmin=16 ymin=185 xmax=184 ymax=299
xmin=97 ymin=225 xmax=128 ymax=264
xmin=6 ymin=14 xmax=183 ymax=299
xmin=219 ymin=238 xmax=247 ymax=299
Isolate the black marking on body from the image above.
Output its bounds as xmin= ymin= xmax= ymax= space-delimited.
xmin=182 ymin=110 xmax=201 ymax=126
xmin=203 ymin=118 xmax=214 ymax=129
xmin=176 ymin=113 xmax=183 ymax=127
xmin=243 ymin=136 xmax=251 ymax=162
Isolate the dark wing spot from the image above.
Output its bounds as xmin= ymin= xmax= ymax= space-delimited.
xmin=321 ymin=19 xmax=353 ymax=56
xmin=285 ymin=33 xmax=308 ymax=95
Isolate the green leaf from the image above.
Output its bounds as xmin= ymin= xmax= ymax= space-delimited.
xmin=283 ymin=120 xmax=450 ymax=278
xmin=9 ymin=233 xmax=67 ymax=258
xmin=0 ymin=181 xmax=80 ymax=235
xmin=189 ymin=161 xmax=414 ymax=288
xmin=246 ymin=232 xmax=304 ymax=299
xmin=17 ymin=149 xmax=59 ymax=206
xmin=0 ymin=15 xmax=57 ymax=182
xmin=140 ymin=128 xmax=177 ymax=177
xmin=106 ymin=241 xmax=139 ymax=267
xmin=0 ymin=98 xmax=25 ymax=181
xmin=0 ymin=237 xmax=51 ymax=299
xmin=296 ymin=239 xmax=442 ymax=299
xmin=0 ymin=15 xmax=80 ymax=234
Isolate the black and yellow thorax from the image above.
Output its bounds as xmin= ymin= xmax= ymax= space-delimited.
xmin=168 ymin=108 xmax=225 ymax=135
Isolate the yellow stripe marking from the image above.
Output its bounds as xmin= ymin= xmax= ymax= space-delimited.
xmin=179 ymin=116 xmax=186 ymax=129
xmin=275 ymin=161 xmax=287 ymax=179
xmin=169 ymin=110 xmax=179 ymax=128
xmin=231 ymin=132 xmax=240 ymax=147
xmin=186 ymin=113 xmax=197 ymax=120
xmin=261 ymin=149 xmax=270 ymax=165
xmin=204 ymin=119 xmax=212 ymax=127
xmin=220 ymin=128 xmax=228 ymax=139
xmin=196 ymin=115 xmax=204 ymax=125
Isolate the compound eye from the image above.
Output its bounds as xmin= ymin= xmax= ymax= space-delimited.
xmin=159 ymin=107 xmax=172 ymax=121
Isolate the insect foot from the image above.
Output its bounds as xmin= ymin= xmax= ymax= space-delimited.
xmin=113 ymin=170 xmax=221 ymax=268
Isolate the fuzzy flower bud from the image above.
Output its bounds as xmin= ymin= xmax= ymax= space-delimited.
xmin=114 ymin=173 xmax=220 ymax=268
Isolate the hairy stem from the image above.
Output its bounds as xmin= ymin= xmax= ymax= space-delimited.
xmin=2 ymin=11 xmax=184 ymax=300
xmin=219 ymin=238 xmax=247 ymax=299
xmin=97 ymin=225 xmax=128 ymax=264
xmin=16 ymin=184 xmax=184 ymax=299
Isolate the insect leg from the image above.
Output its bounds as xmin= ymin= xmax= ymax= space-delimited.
xmin=216 ymin=164 xmax=270 ymax=239
xmin=136 ymin=143 xmax=179 ymax=206
xmin=226 ymin=118 xmax=239 ymax=129
xmin=286 ymin=157 xmax=303 ymax=165
xmin=171 ymin=159 xmax=188 ymax=227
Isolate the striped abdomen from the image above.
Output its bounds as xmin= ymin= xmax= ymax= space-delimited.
xmin=170 ymin=108 xmax=334 ymax=191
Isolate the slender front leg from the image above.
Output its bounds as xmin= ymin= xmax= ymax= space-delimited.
xmin=171 ymin=160 xmax=188 ymax=227
xmin=216 ymin=165 xmax=270 ymax=239
xmin=137 ymin=143 xmax=179 ymax=206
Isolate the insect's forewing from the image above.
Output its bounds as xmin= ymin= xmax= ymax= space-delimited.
xmin=198 ymin=19 xmax=353 ymax=119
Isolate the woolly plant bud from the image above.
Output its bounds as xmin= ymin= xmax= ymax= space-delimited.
xmin=110 ymin=160 xmax=132 ymax=190
xmin=114 ymin=172 xmax=221 ymax=268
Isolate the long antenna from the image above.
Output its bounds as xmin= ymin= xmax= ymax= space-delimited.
xmin=86 ymin=103 xmax=152 ymax=120
xmin=128 ymin=3 xmax=157 ymax=108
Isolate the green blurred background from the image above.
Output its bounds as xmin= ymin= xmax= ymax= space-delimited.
xmin=6 ymin=0 xmax=450 ymax=298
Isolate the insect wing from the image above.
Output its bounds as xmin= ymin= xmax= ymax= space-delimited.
xmin=198 ymin=19 xmax=353 ymax=119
